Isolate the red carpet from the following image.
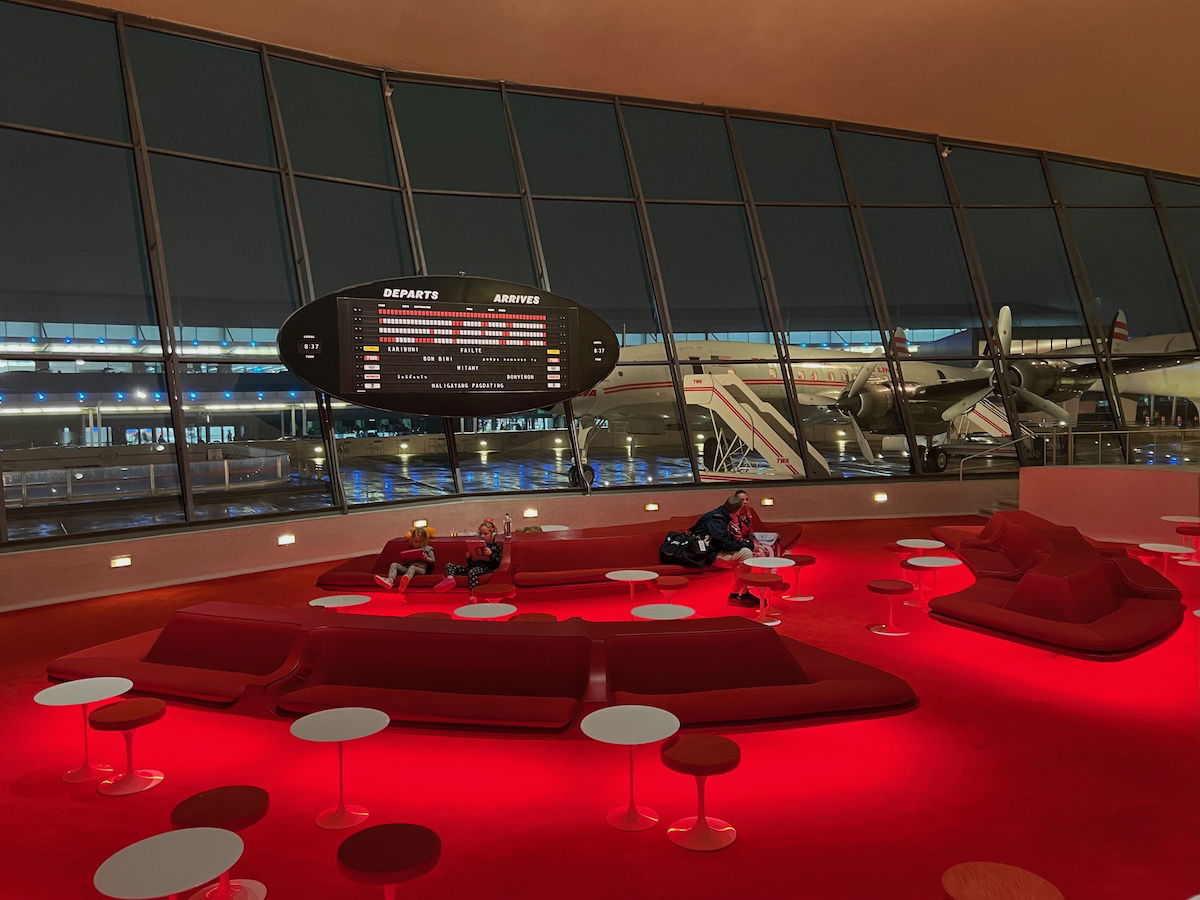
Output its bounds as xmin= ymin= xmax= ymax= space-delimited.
xmin=1 ymin=515 xmax=1196 ymax=899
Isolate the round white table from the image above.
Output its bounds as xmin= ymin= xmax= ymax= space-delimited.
xmin=309 ymin=594 xmax=371 ymax=609
xmin=94 ymin=828 xmax=243 ymax=900
xmin=1161 ymin=517 xmax=1200 ymax=565
xmin=606 ymin=569 xmax=659 ymax=605
xmin=896 ymin=538 xmax=946 ymax=552
xmin=746 ymin=556 xmax=795 ymax=619
xmin=581 ymin=705 xmax=680 ymax=831
xmin=631 ymin=603 xmax=694 ymax=621
xmin=1161 ymin=515 xmax=1200 ymax=523
xmin=904 ymin=556 xmax=962 ymax=607
xmin=34 ymin=676 xmax=133 ymax=783
xmin=1138 ymin=542 xmax=1194 ymax=575
xmin=538 ymin=524 xmax=570 ymax=532
xmin=290 ymin=707 xmax=390 ymax=830
xmin=453 ymin=602 xmax=517 ymax=619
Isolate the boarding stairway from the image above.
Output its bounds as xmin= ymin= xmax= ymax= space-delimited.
xmin=954 ymin=397 xmax=1039 ymax=441
xmin=681 ymin=373 xmax=831 ymax=478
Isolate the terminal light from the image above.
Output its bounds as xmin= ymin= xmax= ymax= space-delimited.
xmin=522 ymin=508 xmax=538 ymax=518
xmin=874 ymin=492 xmax=888 ymax=503
xmin=277 ymin=534 xmax=296 ymax=546
xmin=412 ymin=519 xmax=428 ymax=528
xmin=399 ymin=442 xmax=409 ymax=451
xmin=479 ymin=440 xmax=488 ymax=447
xmin=644 ymin=503 xmax=659 ymax=511
xmin=761 ymin=498 xmax=775 ymax=507
xmin=110 ymin=555 xmax=132 ymax=568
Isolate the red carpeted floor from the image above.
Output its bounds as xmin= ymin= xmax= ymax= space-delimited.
xmin=1 ymin=515 xmax=1197 ymax=899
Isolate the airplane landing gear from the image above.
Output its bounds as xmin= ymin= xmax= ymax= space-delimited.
xmin=567 ymin=464 xmax=596 ymax=487
xmin=924 ymin=446 xmax=949 ymax=472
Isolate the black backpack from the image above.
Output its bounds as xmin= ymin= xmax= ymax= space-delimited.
xmin=659 ymin=530 xmax=716 ymax=567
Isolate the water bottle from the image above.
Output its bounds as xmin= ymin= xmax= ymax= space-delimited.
xmin=503 ymin=512 xmax=512 ymax=539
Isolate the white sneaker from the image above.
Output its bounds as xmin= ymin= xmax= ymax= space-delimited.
xmin=373 ymin=575 xmax=394 ymax=590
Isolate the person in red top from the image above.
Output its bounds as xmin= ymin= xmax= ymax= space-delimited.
xmin=729 ymin=489 xmax=754 ymax=543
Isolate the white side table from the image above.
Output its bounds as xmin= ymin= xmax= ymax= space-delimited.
xmin=538 ymin=524 xmax=570 ymax=532
xmin=1162 ymin=517 xmax=1200 ymax=565
xmin=631 ymin=603 xmax=694 ymax=620
xmin=94 ymin=828 xmax=243 ymax=900
xmin=1161 ymin=515 xmax=1200 ymax=523
xmin=606 ymin=569 xmax=659 ymax=605
xmin=290 ymin=707 xmax=390 ymax=830
xmin=34 ymin=676 xmax=133 ymax=783
xmin=1138 ymin=542 xmax=1193 ymax=576
xmin=453 ymin=602 xmax=517 ymax=619
xmin=581 ymin=705 xmax=680 ymax=831
xmin=903 ymin=556 xmax=962 ymax=607
xmin=309 ymin=594 xmax=371 ymax=609
xmin=896 ymin=538 xmax=945 ymax=554
xmin=746 ymin=556 xmax=795 ymax=617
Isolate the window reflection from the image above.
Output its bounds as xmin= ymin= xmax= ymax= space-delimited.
xmin=331 ymin=407 xmax=454 ymax=502
xmin=452 ymin=404 xmax=575 ymax=493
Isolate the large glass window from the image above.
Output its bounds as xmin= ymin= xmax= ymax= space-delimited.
xmin=756 ymin=207 xmax=878 ymax=346
xmin=1 ymin=363 xmax=184 ymax=540
xmin=864 ymin=208 xmax=981 ymax=347
xmin=179 ymin=365 xmax=334 ymax=520
xmin=1165 ymin=208 xmax=1200 ymax=304
xmin=391 ymin=83 xmax=518 ymax=192
xmin=731 ymin=119 xmax=845 ymax=203
xmin=648 ymin=204 xmax=770 ymax=340
xmin=452 ymin=404 xmax=575 ymax=493
xmin=510 ymin=95 xmax=631 ymax=197
xmin=1068 ymin=208 xmax=1194 ymax=349
xmin=1156 ymin=178 xmax=1200 ymax=206
xmin=949 ymin=148 xmax=1050 ymax=205
xmin=534 ymin=200 xmax=662 ymax=357
xmin=270 ymin=58 xmax=397 ymax=186
xmin=622 ymin=107 xmax=740 ymax=201
xmin=152 ymin=155 xmax=299 ymax=350
xmin=0 ymin=129 xmax=159 ymax=351
xmin=1051 ymin=162 xmax=1151 ymax=205
xmin=968 ymin=209 xmax=1088 ymax=345
xmin=414 ymin=195 xmax=535 ymax=284
xmin=126 ymin=29 xmax=276 ymax=166
xmin=839 ymin=132 xmax=947 ymax=204
xmin=297 ymin=178 xmax=414 ymax=298
xmin=0 ymin=2 xmax=129 ymax=141
xmin=330 ymin=407 xmax=454 ymax=502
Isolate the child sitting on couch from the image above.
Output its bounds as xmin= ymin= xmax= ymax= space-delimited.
xmin=436 ymin=518 xmax=503 ymax=592
xmin=374 ymin=526 xmax=435 ymax=593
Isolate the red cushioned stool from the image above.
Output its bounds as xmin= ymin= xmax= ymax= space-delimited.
xmin=509 ymin=612 xmax=558 ymax=622
xmin=471 ymin=583 xmax=516 ymax=604
xmin=1175 ymin=524 xmax=1200 ymax=566
xmin=407 ymin=611 xmax=451 ymax=619
xmin=655 ymin=575 xmax=689 ymax=602
xmin=89 ymin=697 xmax=166 ymax=796
xmin=783 ymin=553 xmax=816 ymax=602
xmin=867 ymin=579 xmax=912 ymax=637
xmin=741 ymin=571 xmax=785 ymax=627
xmin=660 ymin=734 xmax=740 ymax=851
xmin=338 ymin=823 xmax=441 ymax=899
xmin=942 ymin=861 xmax=1063 ymax=900
xmin=171 ymin=786 xmax=269 ymax=900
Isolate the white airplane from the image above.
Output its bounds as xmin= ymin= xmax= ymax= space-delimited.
xmin=570 ymin=307 xmax=1181 ymax=480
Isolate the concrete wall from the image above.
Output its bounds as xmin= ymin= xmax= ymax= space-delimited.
xmin=0 ymin=477 xmax=1015 ymax=612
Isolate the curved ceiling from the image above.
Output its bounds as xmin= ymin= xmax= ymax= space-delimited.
xmin=86 ymin=0 xmax=1199 ymax=176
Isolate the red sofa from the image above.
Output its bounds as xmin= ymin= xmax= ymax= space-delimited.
xmin=932 ymin=510 xmax=1132 ymax=559
xmin=316 ymin=515 xmax=804 ymax=591
xmin=603 ymin=627 xmax=917 ymax=726
xmin=47 ymin=602 xmax=322 ymax=706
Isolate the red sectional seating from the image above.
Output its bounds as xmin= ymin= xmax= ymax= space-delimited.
xmin=316 ymin=515 xmax=804 ymax=591
xmin=932 ymin=510 xmax=1131 ymax=558
xmin=47 ymin=602 xmax=322 ymax=705
xmin=603 ymin=627 xmax=917 ymax=726
xmin=931 ymin=524 xmax=1184 ymax=659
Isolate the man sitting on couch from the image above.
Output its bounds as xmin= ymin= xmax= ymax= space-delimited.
xmin=693 ymin=493 xmax=757 ymax=607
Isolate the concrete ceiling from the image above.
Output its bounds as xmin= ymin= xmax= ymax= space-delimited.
xmin=87 ymin=0 xmax=1199 ymax=176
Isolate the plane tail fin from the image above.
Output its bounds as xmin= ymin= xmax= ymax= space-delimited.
xmin=1109 ymin=310 xmax=1128 ymax=350
xmin=889 ymin=327 xmax=909 ymax=357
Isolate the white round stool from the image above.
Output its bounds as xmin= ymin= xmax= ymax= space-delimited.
xmin=453 ymin=602 xmax=517 ymax=619
xmin=631 ymin=603 xmax=694 ymax=620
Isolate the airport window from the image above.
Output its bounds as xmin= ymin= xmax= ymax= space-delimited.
xmin=390 ymin=83 xmax=519 ymax=193
xmin=967 ymin=209 xmax=1088 ymax=343
xmin=948 ymin=148 xmax=1050 ymax=205
xmin=756 ymin=207 xmax=879 ymax=344
xmin=1 ymin=365 xmax=185 ymax=541
xmin=534 ymin=200 xmax=664 ymax=358
xmin=0 ymin=2 xmax=129 ymax=141
xmin=1068 ymin=208 xmax=1194 ymax=349
xmin=296 ymin=178 xmax=415 ymax=299
xmin=648 ymin=204 xmax=771 ymax=340
xmin=126 ymin=28 xmax=277 ymax=167
xmin=1156 ymin=178 xmax=1200 ymax=206
xmin=510 ymin=94 xmax=632 ymax=198
xmin=1050 ymin=161 xmax=1151 ymax=206
xmin=0 ymin=129 xmax=159 ymax=350
xmin=839 ymin=132 xmax=948 ymax=204
xmin=621 ymin=106 xmax=741 ymax=201
xmin=453 ymin=404 xmax=576 ymax=494
xmin=414 ymin=195 xmax=536 ymax=284
xmin=331 ymin=408 xmax=455 ymax=502
xmin=1165 ymin=208 xmax=1200 ymax=300
xmin=270 ymin=58 xmax=398 ymax=186
xmin=731 ymin=118 xmax=845 ymax=203
xmin=863 ymin=208 xmax=982 ymax=350
xmin=152 ymin=154 xmax=300 ymax=351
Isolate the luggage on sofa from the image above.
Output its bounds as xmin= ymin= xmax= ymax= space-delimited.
xmin=659 ymin=531 xmax=716 ymax=567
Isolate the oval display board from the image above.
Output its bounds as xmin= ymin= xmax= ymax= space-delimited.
xmin=278 ymin=276 xmax=619 ymax=416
